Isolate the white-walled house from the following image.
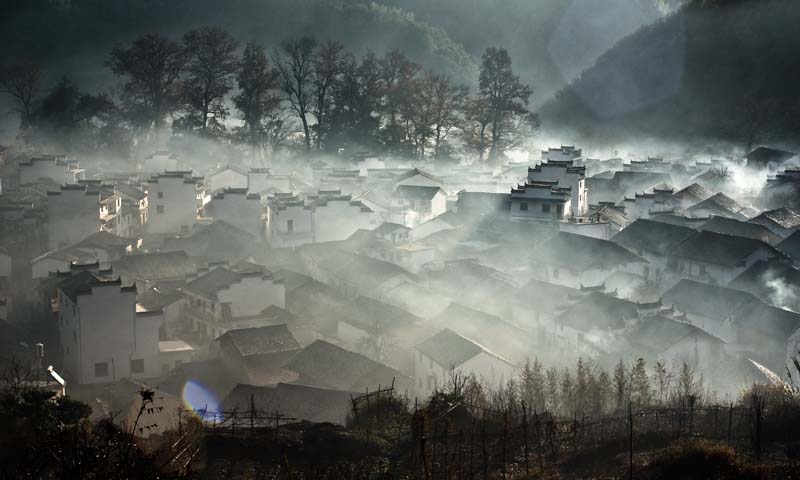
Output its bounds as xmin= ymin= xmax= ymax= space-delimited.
xmin=510 ymin=181 xmax=572 ymax=221
xmin=46 ymin=184 xmax=101 ymax=249
xmin=56 ymin=272 xmax=162 ymax=385
xmin=203 ymin=188 xmax=263 ymax=238
xmin=19 ymin=155 xmax=82 ymax=186
xmin=414 ymin=329 xmax=516 ymax=398
xmin=146 ymin=171 xmax=201 ymax=235
xmin=394 ymin=185 xmax=447 ymax=227
xmin=527 ymin=157 xmax=587 ymax=216
xmin=266 ymin=190 xmax=379 ymax=247
xmin=182 ymin=265 xmax=285 ymax=342
xmin=207 ymin=164 xmax=249 ymax=194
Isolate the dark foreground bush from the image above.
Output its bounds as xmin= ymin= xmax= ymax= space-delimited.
xmin=644 ymin=441 xmax=759 ymax=480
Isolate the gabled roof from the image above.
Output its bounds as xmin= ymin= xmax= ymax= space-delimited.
xmin=728 ymin=260 xmax=800 ymax=303
xmin=746 ymin=146 xmax=797 ymax=165
xmin=777 ymin=231 xmax=800 ymax=261
xmin=554 ymin=291 xmax=638 ymax=331
xmin=670 ymin=230 xmax=781 ymax=267
xmin=532 ymin=232 xmax=646 ymax=270
xmin=113 ymin=183 xmax=146 ymax=201
xmin=185 ymin=266 xmax=273 ymax=301
xmin=160 ymin=220 xmax=259 ymax=263
xmin=629 ymin=315 xmax=724 ymax=353
xmin=416 ymin=329 xmax=485 ymax=368
xmin=395 ymin=185 xmax=444 ymax=201
xmin=731 ymin=300 xmax=800 ymax=339
xmin=612 ymin=219 xmax=697 ymax=256
xmin=285 ymin=340 xmax=406 ymax=392
xmin=373 ymin=222 xmax=411 ymax=236
xmin=393 ymin=168 xmax=443 ymax=186
xmin=700 ymin=216 xmax=781 ymax=244
xmin=112 ymin=251 xmax=201 ymax=280
xmin=663 ymin=279 xmax=757 ymax=321
xmin=217 ymin=325 xmax=300 ymax=357
xmin=749 ymin=207 xmax=800 ymax=230
xmin=687 ymin=193 xmax=753 ymax=220
xmin=209 ymin=163 xmax=249 ymax=177
xmin=671 ymin=183 xmax=712 ymax=204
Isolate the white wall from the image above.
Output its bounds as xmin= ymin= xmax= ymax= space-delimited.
xmin=19 ymin=160 xmax=77 ymax=185
xmin=217 ymin=276 xmax=285 ymax=317
xmin=59 ymin=283 xmax=162 ymax=385
xmin=47 ymin=188 xmax=101 ymax=249
xmin=208 ymin=193 xmax=262 ymax=238
xmin=146 ymin=176 xmax=198 ymax=235
xmin=208 ymin=169 xmax=248 ymax=193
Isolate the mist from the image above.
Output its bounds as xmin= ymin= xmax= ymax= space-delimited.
xmin=2 ymin=1 xmax=800 ymax=478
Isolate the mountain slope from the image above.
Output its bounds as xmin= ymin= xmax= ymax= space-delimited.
xmin=539 ymin=0 xmax=800 ymax=147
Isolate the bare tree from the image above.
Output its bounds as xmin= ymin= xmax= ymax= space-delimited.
xmin=234 ymin=41 xmax=280 ymax=157
xmin=181 ymin=26 xmax=239 ymax=134
xmin=107 ymin=34 xmax=188 ymax=130
xmin=428 ymin=73 xmax=468 ymax=159
xmin=311 ymin=40 xmax=345 ymax=151
xmin=0 ymin=62 xmax=40 ymax=121
xmin=273 ymin=35 xmax=317 ymax=151
xmin=477 ymin=47 xmax=534 ymax=162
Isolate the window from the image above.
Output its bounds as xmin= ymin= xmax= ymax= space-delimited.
xmin=542 ymin=204 xmax=551 ymax=213
xmin=94 ymin=362 xmax=109 ymax=378
xmin=287 ymin=219 xmax=294 ymax=233
xmin=130 ymin=359 xmax=144 ymax=374
xmin=156 ymin=205 xmax=165 ymax=214
xmin=157 ymin=191 xmax=163 ymax=199
xmin=520 ymin=202 xmax=529 ymax=211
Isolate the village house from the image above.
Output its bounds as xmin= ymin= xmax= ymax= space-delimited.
xmin=157 ymin=340 xmax=195 ymax=375
xmin=622 ymin=156 xmax=671 ymax=174
xmin=745 ymin=146 xmax=797 ymax=172
xmin=216 ymin=325 xmax=301 ymax=385
xmin=509 ymin=181 xmax=572 ymax=221
xmin=526 ymin=157 xmax=587 ymax=216
xmin=113 ymin=182 xmax=148 ymax=239
xmin=627 ymin=315 xmax=725 ymax=375
xmin=202 ymin=188 xmax=263 ymax=238
xmin=699 ymin=216 xmax=782 ymax=245
xmin=159 ymin=220 xmax=259 ymax=264
xmin=777 ymin=231 xmax=800 ymax=266
xmin=19 ymin=155 xmax=83 ymax=186
xmin=763 ymin=169 xmax=800 ymax=209
xmin=31 ymin=231 xmax=133 ymax=279
xmin=553 ymin=290 xmax=641 ymax=354
xmin=394 ymin=185 xmax=448 ymax=227
xmin=611 ymin=219 xmax=698 ymax=282
xmin=284 ymin=340 xmax=412 ymax=393
xmin=728 ymin=259 xmax=800 ymax=312
xmin=542 ymin=145 xmax=583 ymax=163
xmin=529 ymin=232 xmax=649 ymax=288
xmin=206 ymin=163 xmax=249 ymax=194
xmin=686 ymin=192 xmax=757 ymax=220
xmin=748 ymin=207 xmax=800 ymax=238
xmin=182 ymin=264 xmax=285 ymax=343
xmin=220 ymin=382 xmax=355 ymax=425
xmin=141 ymin=151 xmax=180 ymax=172
xmin=112 ymin=251 xmax=202 ymax=291
xmin=667 ymin=230 xmax=787 ymax=285
xmin=46 ymin=184 xmax=101 ymax=249
xmin=266 ymin=190 xmax=379 ymax=247
xmin=146 ymin=171 xmax=202 ymax=235
xmin=663 ymin=279 xmax=800 ymax=372
xmin=622 ymin=185 xmax=674 ymax=220
xmin=668 ymin=183 xmax=713 ymax=212
xmin=56 ymin=272 xmax=162 ymax=385
xmin=414 ymin=328 xmax=516 ymax=398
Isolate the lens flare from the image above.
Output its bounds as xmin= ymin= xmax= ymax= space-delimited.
xmin=181 ymin=380 xmax=220 ymax=422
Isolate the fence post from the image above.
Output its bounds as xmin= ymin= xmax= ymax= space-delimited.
xmin=482 ymin=411 xmax=487 ymax=480
xmin=250 ymin=393 xmax=255 ymax=435
xmin=522 ymin=401 xmax=530 ymax=478
xmin=628 ymin=401 xmax=634 ymax=480
xmin=501 ymin=410 xmax=508 ymax=480
xmin=727 ymin=403 xmax=733 ymax=446
xmin=469 ymin=417 xmax=475 ymax=480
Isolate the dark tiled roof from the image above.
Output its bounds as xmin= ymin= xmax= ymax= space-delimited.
xmin=670 ymin=230 xmax=781 ymax=267
xmin=554 ymin=291 xmax=638 ymax=331
xmin=630 ymin=315 xmax=723 ymax=353
xmin=687 ymin=193 xmax=751 ymax=220
xmin=663 ymin=279 xmax=757 ymax=321
xmin=393 ymin=168 xmax=443 ymax=185
xmin=396 ymin=185 xmax=444 ymax=201
xmin=750 ymin=207 xmax=800 ymax=230
xmin=778 ymin=231 xmax=800 ymax=261
xmin=532 ymin=232 xmax=646 ymax=270
xmin=218 ymin=325 xmax=300 ymax=357
xmin=700 ymin=216 xmax=780 ymax=243
xmin=416 ymin=328 xmax=482 ymax=368
xmin=186 ymin=266 xmax=270 ymax=301
xmin=113 ymin=251 xmax=201 ymax=280
xmin=612 ymin=219 xmax=697 ymax=257
xmin=285 ymin=340 xmax=406 ymax=391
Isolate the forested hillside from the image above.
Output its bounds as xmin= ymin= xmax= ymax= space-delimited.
xmin=539 ymin=0 xmax=800 ymax=148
